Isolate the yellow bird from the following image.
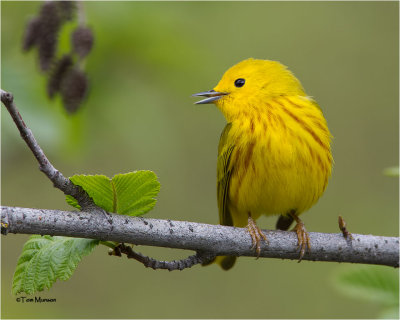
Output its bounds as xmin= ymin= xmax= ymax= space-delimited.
xmin=193 ymin=58 xmax=332 ymax=270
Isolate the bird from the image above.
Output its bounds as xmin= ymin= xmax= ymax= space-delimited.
xmin=193 ymin=58 xmax=332 ymax=270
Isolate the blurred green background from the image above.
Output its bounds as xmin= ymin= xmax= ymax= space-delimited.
xmin=2 ymin=1 xmax=398 ymax=319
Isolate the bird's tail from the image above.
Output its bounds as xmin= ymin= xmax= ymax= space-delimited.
xmin=202 ymin=256 xmax=236 ymax=270
xmin=276 ymin=213 xmax=295 ymax=230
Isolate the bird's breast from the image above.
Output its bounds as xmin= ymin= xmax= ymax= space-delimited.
xmin=226 ymin=96 xmax=332 ymax=218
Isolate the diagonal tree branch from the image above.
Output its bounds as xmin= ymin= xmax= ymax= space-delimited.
xmin=1 ymin=89 xmax=96 ymax=210
xmin=2 ymin=206 xmax=399 ymax=267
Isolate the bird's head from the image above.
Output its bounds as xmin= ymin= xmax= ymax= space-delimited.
xmin=193 ymin=58 xmax=306 ymax=120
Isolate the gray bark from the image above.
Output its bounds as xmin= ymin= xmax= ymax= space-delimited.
xmin=2 ymin=206 xmax=399 ymax=267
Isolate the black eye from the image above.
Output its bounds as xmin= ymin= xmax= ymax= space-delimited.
xmin=234 ymin=78 xmax=245 ymax=88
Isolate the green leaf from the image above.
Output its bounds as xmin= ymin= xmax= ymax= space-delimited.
xmin=66 ymin=171 xmax=160 ymax=216
xmin=65 ymin=194 xmax=80 ymax=209
xmin=67 ymin=174 xmax=114 ymax=211
xmin=112 ymin=171 xmax=160 ymax=216
xmin=333 ymin=265 xmax=399 ymax=307
xmin=13 ymin=235 xmax=98 ymax=295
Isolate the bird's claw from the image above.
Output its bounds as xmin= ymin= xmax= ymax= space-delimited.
xmin=292 ymin=220 xmax=311 ymax=262
xmin=247 ymin=215 xmax=268 ymax=258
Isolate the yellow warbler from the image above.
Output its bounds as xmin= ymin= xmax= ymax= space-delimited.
xmin=193 ymin=58 xmax=332 ymax=270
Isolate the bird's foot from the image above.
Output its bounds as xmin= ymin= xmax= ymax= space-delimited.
xmin=246 ymin=213 xmax=268 ymax=258
xmin=290 ymin=213 xmax=311 ymax=262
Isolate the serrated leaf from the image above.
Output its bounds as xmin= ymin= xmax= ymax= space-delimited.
xmin=333 ymin=266 xmax=399 ymax=307
xmin=66 ymin=171 xmax=160 ymax=216
xmin=13 ymin=235 xmax=98 ymax=295
xmin=112 ymin=171 xmax=160 ymax=216
xmin=69 ymin=174 xmax=114 ymax=212
xmin=65 ymin=194 xmax=80 ymax=209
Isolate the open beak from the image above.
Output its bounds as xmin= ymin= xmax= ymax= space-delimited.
xmin=192 ymin=90 xmax=227 ymax=104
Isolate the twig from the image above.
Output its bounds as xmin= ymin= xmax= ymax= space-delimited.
xmin=76 ymin=1 xmax=86 ymax=26
xmin=110 ymin=244 xmax=215 ymax=271
xmin=2 ymin=206 xmax=399 ymax=268
xmin=1 ymin=89 xmax=96 ymax=211
xmin=338 ymin=215 xmax=353 ymax=240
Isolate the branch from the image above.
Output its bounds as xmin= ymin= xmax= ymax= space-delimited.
xmin=1 ymin=89 xmax=96 ymax=210
xmin=109 ymin=243 xmax=215 ymax=271
xmin=2 ymin=88 xmax=399 ymax=270
xmin=2 ymin=206 xmax=399 ymax=268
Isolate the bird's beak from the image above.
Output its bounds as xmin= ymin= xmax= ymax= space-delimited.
xmin=192 ymin=90 xmax=227 ymax=104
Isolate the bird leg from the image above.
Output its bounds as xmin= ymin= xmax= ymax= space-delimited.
xmin=246 ymin=213 xmax=268 ymax=258
xmin=289 ymin=212 xmax=311 ymax=262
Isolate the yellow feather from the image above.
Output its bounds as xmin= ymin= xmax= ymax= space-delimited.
xmin=199 ymin=58 xmax=332 ymax=269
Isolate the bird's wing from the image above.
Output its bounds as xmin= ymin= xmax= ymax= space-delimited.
xmin=217 ymin=123 xmax=235 ymax=226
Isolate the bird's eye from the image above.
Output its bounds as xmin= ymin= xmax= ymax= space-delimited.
xmin=234 ymin=78 xmax=245 ymax=88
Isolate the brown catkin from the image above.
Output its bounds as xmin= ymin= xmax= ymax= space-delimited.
xmin=47 ymin=55 xmax=74 ymax=99
xmin=72 ymin=26 xmax=94 ymax=58
xmin=37 ymin=2 xmax=62 ymax=71
xmin=60 ymin=68 xmax=88 ymax=113
xmin=22 ymin=17 xmax=41 ymax=51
